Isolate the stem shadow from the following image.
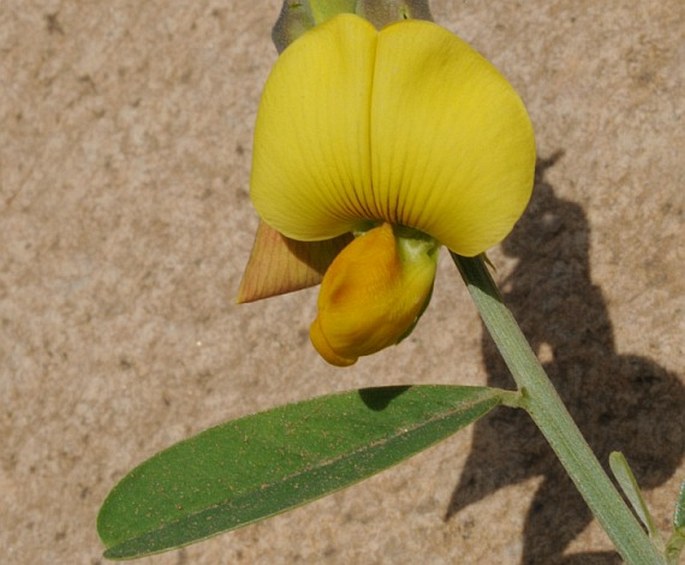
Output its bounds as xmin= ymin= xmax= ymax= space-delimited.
xmin=445 ymin=152 xmax=685 ymax=563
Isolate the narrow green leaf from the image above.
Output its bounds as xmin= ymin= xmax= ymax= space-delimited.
xmin=675 ymin=479 xmax=685 ymax=531
xmin=98 ymin=385 xmax=501 ymax=559
xmin=609 ymin=451 xmax=660 ymax=541
xmin=666 ymin=480 xmax=685 ymax=564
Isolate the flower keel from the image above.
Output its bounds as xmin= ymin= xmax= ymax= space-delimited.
xmin=310 ymin=223 xmax=438 ymax=366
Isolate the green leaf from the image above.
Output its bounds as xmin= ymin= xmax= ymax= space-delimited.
xmin=666 ymin=480 xmax=685 ymax=564
xmin=609 ymin=451 xmax=660 ymax=541
xmin=675 ymin=479 xmax=685 ymax=531
xmin=98 ymin=385 xmax=502 ymax=559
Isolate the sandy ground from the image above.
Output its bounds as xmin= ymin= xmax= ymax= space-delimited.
xmin=1 ymin=1 xmax=683 ymax=563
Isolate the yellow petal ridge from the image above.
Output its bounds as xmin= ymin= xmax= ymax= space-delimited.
xmin=309 ymin=223 xmax=438 ymax=366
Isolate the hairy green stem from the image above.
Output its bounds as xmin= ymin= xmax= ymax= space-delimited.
xmin=451 ymin=253 xmax=665 ymax=565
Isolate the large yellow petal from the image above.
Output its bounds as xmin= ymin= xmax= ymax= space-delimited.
xmin=371 ymin=19 xmax=535 ymax=256
xmin=251 ymin=14 xmax=377 ymax=242
xmin=251 ymin=15 xmax=535 ymax=255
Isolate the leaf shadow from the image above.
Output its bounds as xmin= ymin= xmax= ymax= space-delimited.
xmin=445 ymin=152 xmax=685 ymax=564
xmin=359 ymin=386 xmax=413 ymax=411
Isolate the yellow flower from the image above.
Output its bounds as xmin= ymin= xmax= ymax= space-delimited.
xmin=246 ymin=14 xmax=535 ymax=365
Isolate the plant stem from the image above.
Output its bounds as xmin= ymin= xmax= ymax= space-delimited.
xmin=451 ymin=253 xmax=665 ymax=565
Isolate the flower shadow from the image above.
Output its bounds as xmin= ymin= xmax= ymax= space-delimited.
xmin=445 ymin=152 xmax=685 ymax=563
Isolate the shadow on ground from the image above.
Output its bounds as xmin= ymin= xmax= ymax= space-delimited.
xmin=445 ymin=153 xmax=685 ymax=564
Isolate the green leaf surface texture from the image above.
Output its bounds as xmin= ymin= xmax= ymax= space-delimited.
xmin=98 ymin=385 xmax=501 ymax=559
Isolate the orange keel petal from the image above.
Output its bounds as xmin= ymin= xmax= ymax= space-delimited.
xmin=310 ymin=223 xmax=437 ymax=366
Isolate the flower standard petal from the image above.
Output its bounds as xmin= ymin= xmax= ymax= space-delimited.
xmin=252 ymin=15 xmax=534 ymax=253
xmin=371 ymin=19 xmax=536 ymax=256
xmin=251 ymin=15 xmax=378 ymax=242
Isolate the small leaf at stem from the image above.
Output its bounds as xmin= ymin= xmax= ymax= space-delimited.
xmin=609 ymin=451 xmax=661 ymax=543
xmin=675 ymin=479 xmax=685 ymax=531
xmin=665 ymin=480 xmax=685 ymax=564
xmin=98 ymin=385 xmax=502 ymax=559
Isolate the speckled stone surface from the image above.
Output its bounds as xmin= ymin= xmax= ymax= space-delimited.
xmin=1 ymin=1 xmax=683 ymax=563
